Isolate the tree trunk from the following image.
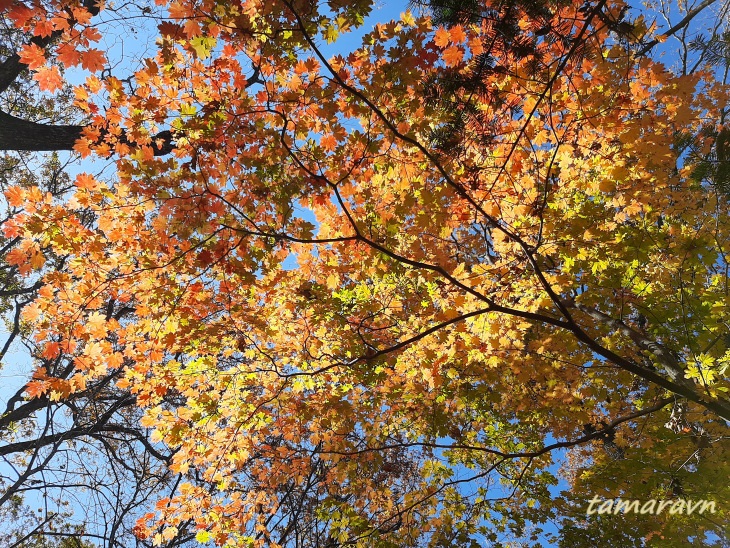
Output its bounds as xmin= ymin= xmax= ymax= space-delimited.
xmin=0 ymin=109 xmax=85 ymax=151
xmin=0 ymin=109 xmax=175 ymax=155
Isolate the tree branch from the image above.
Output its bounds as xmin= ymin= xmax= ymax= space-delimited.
xmin=0 ymin=0 xmax=101 ymax=94
xmin=0 ymin=109 xmax=87 ymax=151
xmin=0 ymin=109 xmax=176 ymax=155
xmin=563 ymin=298 xmax=688 ymax=383
xmin=637 ymin=0 xmax=719 ymax=56
xmin=562 ymin=298 xmax=730 ymax=421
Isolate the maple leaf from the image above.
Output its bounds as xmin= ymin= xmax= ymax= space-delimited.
xmin=79 ymin=48 xmax=106 ymax=72
xmin=5 ymin=186 xmax=25 ymax=207
xmin=6 ymin=4 xmax=35 ymax=27
xmin=34 ymin=65 xmax=64 ymax=92
xmin=29 ymin=251 xmax=46 ymax=270
xmin=42 ymin=341 xmax=60 ymax=359
xmin=25 ymin=380 xmax=48 ymax=399
xmin=82 ymin=26 xmax=103 ymax=43
xmin=320 ymin=133 xmax=338 ymax=152
xmin=5 ymin=248 xmax=27 ymax=267
xmin=140 ymin=413 xmax=156 ymax=428
xmin=117 ymin=377 xmax=131 ymax=389
xmin=19 ymin=43 xmax=47 ymax=70
xmin=21 ymin=302 xmax=42 ymax=323
xmin=434 ymin=27 xmax=450 ymax=48
xmin=34 ymin=17 xmax=55 ymax=38
xmin=195 ymin=531 xmax=211 ymax=543
xmin=441 ymin=45 xmax=463 ymax=67
xmin=70 ymin=373 xmax=87 ymax=391
xmin=158 ymin=21 xmax=185 ymax=39
xmin=183 ymin=18 xmax=201 ymax=38
xmin=468 ymin=36 xmax=484 ymax=56
xmin=2 ymin=219 xmax=22 ymax=239
xmin=86 ymin=311 xmax=108 ymax=338
xmin=75 ymin=173 xmax=100 ymax=191
xmin=73 ymin=138 xmax=94 ymax=158
xmin=71 ymin=5 xmax=94 ymax=26
xmin=56 ymin=43 xmax=81 ymax=67
xmin=448 ymin=25 xmax=466 ymax=44
xmin=47 ymin=379 xmax=73 ymax=401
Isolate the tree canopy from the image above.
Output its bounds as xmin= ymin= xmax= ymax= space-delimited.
xmin=1 ymin=0 xmax=729 ymax=546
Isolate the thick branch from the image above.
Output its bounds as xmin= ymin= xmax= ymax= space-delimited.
xmin=0 ymin=280 xmax=43 ymax=297
xmin=564 ymin=298 xmax=688 ymax=384
xmin=0 ymin=109 xmax=86 ymax=151
xmin=0 ymin=396 xmax=50 ymax=431
xmin=0 ymin=109 xmax=175 ymax=155
xmin=0 ymin=423 xmax=170 ymax=463
xmin=563 ymin=298 xmax=730 ymax=421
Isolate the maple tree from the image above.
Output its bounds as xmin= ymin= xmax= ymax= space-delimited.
xmin=1 ymin=0 xmax=730 ymax=546
xmin=0 ymin=9 xmax=196 ymax=547
xmin=0 ymin=151 xmax=194 ymax=548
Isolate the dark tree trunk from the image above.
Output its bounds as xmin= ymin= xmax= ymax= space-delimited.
xmin=0 ymin=110 xmax=86 ymax=151
xmin=0 ymin=1 xmax=175 ymax=157
xmin=0 ymin=109 xmax=175 ymax=155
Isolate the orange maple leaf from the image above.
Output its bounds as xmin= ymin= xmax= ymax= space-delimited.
xmin=75 ymin=173 xmax=100 ymax=191
xmin=6 ymin=4 xmax=35 ymax=27
xmin=41 ymin=341 xmax=60 ymax=360
xmin=442 ymin=45 xmax=463 ymax=67
xmin=5 ymin=186 xmax=25 ymax=207
xmin=434 ymin=27 xmax=450 ymax=48
xmin=82 ymin=26 xmax=102 ymax=43
xmin=47 ymin=379 xmax=73 ymax=401
xmin=86 ymin=312 xmax=109 ymax=338
xmin=71 ymin=5 xmax=94 ymax=25
xmin=56 ymin=43 xmax=81 ymax=68
xmin=30 ymin=251 xmax=46 ymax=270
xmin=5 ymin=247 xmax=27 ymax=267
xmin=320 ymin=134 xmax=338 ymax=152
xmin=33 ymin=17 xmax=55 ymax=38
xmin=2 ymin=219 xmax=22 ymax=239
xmin=73 ymin=138 xmax=94 ymax=158
xmin=19 ymin=43 xmax=46 ymax=70
xmin=449 ymin=25 xmax=466 ymax=44
xmin=34 ymin=65 xmax=64 ymax=92
xmin=117 ymin=377 xmax=131 ymax=390
xmin=25 ymin=380 xmax=48 ymax=399
xmin=468 ymin=36 xmax=484 ymax=56
xmin=184 ymin=19 xmax=201 ymax=38
xmin=80 ymin=49 xmax=106 ymax=72
xmin=21 ymin=302 xmax=42 ymax=322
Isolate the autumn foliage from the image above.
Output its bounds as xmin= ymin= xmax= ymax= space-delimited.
xmin=2 ymin=0 xmax=730 ymax=545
